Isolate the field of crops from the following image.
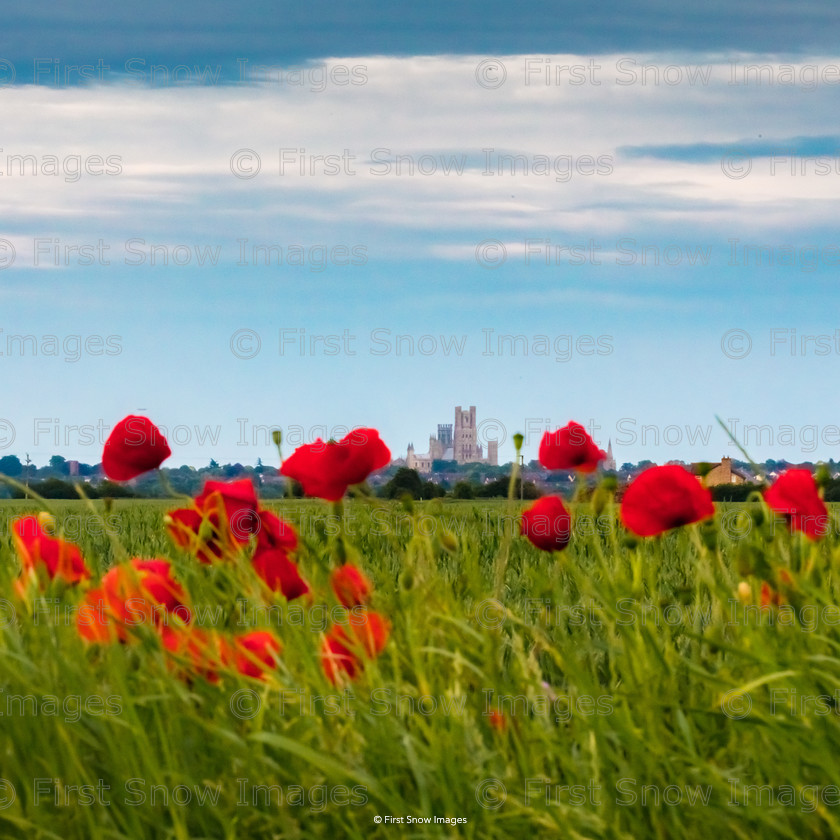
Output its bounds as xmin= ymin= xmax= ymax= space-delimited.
xmin=1 ymin=489 xmax=839 ymax=839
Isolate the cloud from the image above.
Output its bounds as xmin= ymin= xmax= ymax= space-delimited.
xmin=4 ymin=1 xmax=840 ymax=83
xmin=2 ymin=53 xmax=840 ymax=272
xmin=620 ymin=135 xmax=840 ymax=162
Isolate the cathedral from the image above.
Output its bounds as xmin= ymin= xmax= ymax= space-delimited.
xmin=403 ymin=406 xmax=499 ymax=474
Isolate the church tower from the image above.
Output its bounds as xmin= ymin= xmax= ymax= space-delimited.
xmin=453 ymin=406 xmax=479 ymax=463
xmin=603 ymin=439 xmax=616 ymax=472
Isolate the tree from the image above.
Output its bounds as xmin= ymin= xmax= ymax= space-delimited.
xmin=12 ymin=478 xmax=77 ymax=499
xmin=384 ymin=467 xmax=424 ymax=499
xmin=476 ymin=476 xmax=541 ymax=499
xmin=0 ymin=455 xmax=22 ymax=476
xmin=421 ymin=481 xmax=446 ymax=500
xmin=49 ymin=455 xmax=69 ymax=475
xmin=453 ymin=481 xmax=474 ymax=499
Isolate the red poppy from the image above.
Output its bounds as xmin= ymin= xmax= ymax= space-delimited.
xmin=195 ymin=479 xmax=260 ymax=543
xmin=106 ymin=559 xmax=191 ymax=626
xmin=321 ymin=636 xmax=359 ymax=684
xmin=331 ymin=564 xmax=372 ymax=608
xmin=764 ymin=469 xmax=829 ymax=540
xmin=161 ymin=625 xmax=230 ymax=684
xmin=760 ymin=570 xmax=793 ymax=608
xmin=488 ymin=710 xmax=507 ymax=732
xmin=280 ymin=428 xmax=391 ymax=501
xmin=102 ymin=415 xmax=171 ymax=480
xmin=538 ymin=421 xmax=605 ymax=473
xmin=77 ymin=558 xmax=190 ymax=643
xmin=12 ymin=515 xmax=90 ymax=585
xmin=520 ymin=496 xmax=572 ymax=552
xmin=248 ymin=510 xmax=308 ymax=598
xmin=321 ymin=610 xmax=390 ymax=684
xmin=165 ymin=507 xmax=222 ymax=564
xmin=231 ymin=630 xmax=281 ymax=679
xmin=252 ymin=549 xmax=310 ymax=600
xmin=255 ymin=510 xmax=298 ymax=553
xmin=166 ymin=478 xmax=260 ymax=562
xmin=76 ymin=588 xmax=113 ymax=643
xmin=620 ymin=465 xmax=714 ymax=536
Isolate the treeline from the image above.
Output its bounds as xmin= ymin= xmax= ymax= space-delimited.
xmin=10 ymin=478 xmax=138 ymax=499
xmin=378 ymin=468 xmax=542 ymax=501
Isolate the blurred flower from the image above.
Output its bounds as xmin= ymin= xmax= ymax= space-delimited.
xmin=488 ymin=710 xmax=507 ymax=731
xmin=165 ymin=507 xmax=223 ymax=564
xmin=231 ymin=630 xmax=282 ymax=679
xmin=77 ymin=558 xmax=190 ymax=643
xmin=166 ymin=478 xmax=260 ymax=562
xmin=161 ymin=625 xmax=230 ymax=684
xmin=764 ymin=469 xmax=829 ymax=540
xmin=250 ymin=510 xmax=308 ymax=598
xmin=760 ymin=581 xmax=782 ymax=609
xmin=252 ymin=549 xmax=310 ymax=600
xmin=321 ymin=610 xmax=390 ymax=684
xmin=255 ymin=510 xmax=297 ymax=553
xmin=538 ymin=421 xmax=605 ymax=473
xmin=331 ymin=564 xmax=372 ymax=608
xmin=620 ymin=465 xmax=714 ymax=536
xmin=520 ymin=496 xmax=572 ymax=552
xmin=760 ymin=570 xmax=793 ymax=610
xmin=12 ymin=515 xmax=90 ymax=586
xmin=102 ymin=415 xmax=171 ymax=480
xmin=320 ymin=636 xmax=359 ymax=684
xmin=280 ymin=428 xmax=391 ymax=501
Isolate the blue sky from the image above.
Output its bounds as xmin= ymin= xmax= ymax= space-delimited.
xmin=2 ymin=3 xmax=840 ymax=467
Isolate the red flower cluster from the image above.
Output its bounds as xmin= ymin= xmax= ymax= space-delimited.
xmin=621 ymin=465 xmax=714 ymax=536
xmin=321 ymin=564 xmax=390 ymax=684
xmin=539 ymin=422 xmax=605 ymax=473
xmin=166 ymin=479 xmax=308 ymax=600
xmin=520 ymin=496 xmax=572 ymax=552
xmin=764 ymin=469 xmax=829 ymax=540
xmin=75 ymin=557 xmax=282 ymax=681
xmin=102 ymin=415 xmax=172 ymax=480
xmin=280 ymin=428 xmax=391 ymax=501
xmin=12 ymin=515 xmax=90 ymax=588
xmin=77 ymin=558 xmax=190 ymax=643
xmin=73 ymin=417 xmax=394 ymax=688
xmin=161 ymin=626 xmax=282 ymax=683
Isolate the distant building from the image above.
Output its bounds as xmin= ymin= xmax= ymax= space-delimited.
xmin=68 ymin=460 xmax=79 ymax=476
xmin=404 ymin=406 xmax=499 ymax=474
xmin=702 ymin=457 xmax=750 ymax=487
xmin=602 ymin=439 xmax=616 ymax=472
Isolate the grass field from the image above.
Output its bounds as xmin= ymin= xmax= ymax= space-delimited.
xmin=0 ymin=495 xmax=839 ymax=838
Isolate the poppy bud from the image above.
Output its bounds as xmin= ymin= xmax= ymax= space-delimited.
xmin=37 ymin=512 xmax=56 ymax=534
xmin=439 ymin=530 xmax=458 ymax=554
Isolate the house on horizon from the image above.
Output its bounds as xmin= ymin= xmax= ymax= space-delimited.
xmin=699 ymin=457 xmax=751 ymax=487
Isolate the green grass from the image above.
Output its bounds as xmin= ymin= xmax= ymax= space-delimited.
xmin=0 ymin=496 xmax=839 ymax=838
